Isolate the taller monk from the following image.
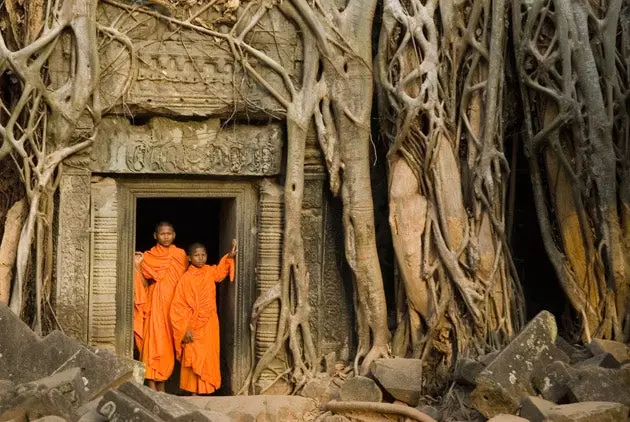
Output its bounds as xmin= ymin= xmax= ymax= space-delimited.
xmin=137 ymin=221 xmax=187 ymax=392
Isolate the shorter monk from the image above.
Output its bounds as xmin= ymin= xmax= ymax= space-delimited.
xmin=170 ymin=239 xmax=237 ymax=395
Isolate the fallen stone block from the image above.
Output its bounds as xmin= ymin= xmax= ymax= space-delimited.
xmin=519 ymin=396 xmax=555 ymax=421
xmin=182 ymin=395 xmax=317 ymax=421
xmin=454 ymin=358 xmax=485 ymax=386
xmin=470 ymin=311 xmax=567 ymax=417
xmin=117 ymin=381 xmax=204 ymax=421
xmin=42 ymin=332 xmax=144 ymax=401
xmin=486 ymin=415 xmax=528 ymax=421
xmin=339 ymin=376 xmax=382 ymax=403
xmin=587 ymin=339 xmax=630 ymax=364
xmin=574 ymin=352 xmax=620 ymax=369
xmin=531 ymin=361 xmax=571 ymax=403
xmin=544 ymin=401 xmax=629 ymax=422
xmin=370 ymin=359 xmax=422 ymax=405
xmin=566 ymin=365 xmax=630 ymax=406
xmin=0 ymin=387 xmax=78 ymax=421
xmin=176 ymin=410 xmax=232 ymax=422
xmin=301 ymin=376 xmax=336 ymax=404
xmin=15 ymin=368 xmax=85 ymax=407
xmin=98 ymin=390 xmax=163 ymax=422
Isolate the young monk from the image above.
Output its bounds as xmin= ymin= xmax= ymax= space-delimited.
xmin=137 ymin=221 xmax=188 ymax=392
xmin=133 ymin=252 xmax=149 ymax=354
xmin=170 ymin=239 xmax=237 ymax=395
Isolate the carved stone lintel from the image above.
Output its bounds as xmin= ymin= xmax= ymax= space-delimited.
xmin=90 ymin=117 xmax=283 ymax=176
xmin=55 ymin=166 xmax=91 ymax=343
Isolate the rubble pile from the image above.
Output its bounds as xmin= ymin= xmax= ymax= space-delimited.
xmin=2 ymin=304 xmax=630 ymax=421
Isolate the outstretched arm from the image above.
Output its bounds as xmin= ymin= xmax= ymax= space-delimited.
xmin=212 ymin=239 xmax=237 ymax=282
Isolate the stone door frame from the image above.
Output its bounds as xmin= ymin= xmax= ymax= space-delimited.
xmin=115 ymin=178 xmax=257 ymax=393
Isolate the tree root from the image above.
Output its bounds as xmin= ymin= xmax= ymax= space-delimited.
xmin=324 ymin=400 xmax=438 ymax=422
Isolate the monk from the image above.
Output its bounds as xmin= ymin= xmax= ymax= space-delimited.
xmin=133 ymin=252 xmax=149 ymax=354
xmin=137 ymin=221 xmax=188 ymax=392
xmin=170 ymin=239 xmax=237 ymax=395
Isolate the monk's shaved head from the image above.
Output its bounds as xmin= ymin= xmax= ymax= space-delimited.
xmin=155 ymin=221 xmax=175 ymax=233
xmin=188 ymin=242 xmax=206 ymax=255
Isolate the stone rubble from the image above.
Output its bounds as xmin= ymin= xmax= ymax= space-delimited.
xmin=2 ymin=302 xmax=630 ymax=422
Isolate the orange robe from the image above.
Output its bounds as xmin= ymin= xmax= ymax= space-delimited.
xmin=141 ymin=244 xmax=188 ymax=381
xmin=133 ymin=268 xmax=149 ymax=353
xmin=170 ymin=254 xmax=235 ymax=394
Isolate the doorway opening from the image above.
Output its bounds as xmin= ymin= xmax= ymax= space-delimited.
xmin=134 ymin=197 xmax=236 ymax=395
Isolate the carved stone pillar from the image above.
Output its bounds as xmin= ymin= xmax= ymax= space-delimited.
xmin=89 ymin=177 xmax=119 ymax=353
xmin=255 ymin=179 xmax=290 ymax=394
xmin=55 ymin=163 xmax=91 ymax=342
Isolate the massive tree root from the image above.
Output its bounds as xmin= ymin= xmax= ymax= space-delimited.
xmin=1 ymin=0 xmax=101 ymax=327
xmin=376 ymin=0 xmax=524 ymax=392
xmin=513 ymin=0 xmax=630 ymax=341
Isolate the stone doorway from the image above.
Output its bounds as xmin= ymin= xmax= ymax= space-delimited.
xmin=87 ymin=178 xmax=257 ymax=394
xmin=135 ymin=197 xmax=238 ymax=394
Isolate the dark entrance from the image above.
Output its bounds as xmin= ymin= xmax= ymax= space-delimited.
xmin=134 ymin=197 xmax=236 ymax=395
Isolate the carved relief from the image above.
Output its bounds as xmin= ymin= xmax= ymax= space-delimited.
xmin=90 ymin=117 xmax=283 ymax=176
xmin=55 ymin=167 xmax=91 ymax=342
xmin=89 ymin=177 xmax=119 ymax=353
xmin=88 ymin=3 xmax=302 ymax=117
xmin=255 ymin=179 xmax=290 ymax=394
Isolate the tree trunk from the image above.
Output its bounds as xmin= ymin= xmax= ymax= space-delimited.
xmin=0 ymin=199 xmax=26 ymax=304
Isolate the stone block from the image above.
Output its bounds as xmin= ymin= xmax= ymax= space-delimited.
xmin=339 ymin=376 xmax=383 ymax=403
xmin=455 ymin=358 xmax=485 ymax=386
xmin=587 ymin=339 xmax=630 ymax=364
xmin=118 ymin=381 xmax=200 ymax=421
xmin=566 ymin=365 xmax=630 ymax=406
xmin=544 ymin=401 xmax=629 ymax=422
xmin=0 ymin=305 xmax=50 ymax=382
xmin=519 ymin=396 xmax=555 ymax=421
xmin=486 ymin=415 xmax=528 ymax=421
xmin=370 ymin=358 xmax=422 ymax=405
xmin=177 ymin=411 xmax=232 ymax=422
xmin=574 ymin=353 xmax=620 ymax=369
xmin=97 ymin=390 xmax=163 ymax=422
xmin=532 ymin=361 xmax=571 ymax=403
xmin=182 ymin=395 xmax=316 ymax=421
xmin=471 ymin=311 xmax=566 ymax=417
xmin=31 ymin=417 xmax=68 ymax=422
xmin=16 ymin=368 xmax=85 ymax=407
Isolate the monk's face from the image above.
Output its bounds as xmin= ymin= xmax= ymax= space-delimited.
xmin=189 ymin=247 xmax=207 ymax=268
xmin=154 ymin=225 xmax=175 ymax=247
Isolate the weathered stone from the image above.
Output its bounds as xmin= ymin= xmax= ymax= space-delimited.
xmin=301 ymin=377 xmax=335 ymax=404
xmin=97 ymin=390 xmax=163 ymax=422
xmin=31 ymin=417 xmax=68 ymax=422
xmin=544 ymin=401 xmax=629 ymax=422
xmin=0 ymin=380 xmax=16 ymax=410
xmin=566 ymin=365 xmax=630 ymax=405
xmin=519 ymin=396 xmax=555 ymax=421
xmin=479 ymin=351 xmax=500 ymax=366
xmin=117 ymin=381 xmax=202 ymax=421
xmin=76 ymin=399 xmax=106 ymax=422
xmin=471 ymin=311 xmax=565 ymax=417
xmin=91 ymin=117 xmax=283 ymax=176
xmin=182 ymin=395 xmax=317 ymax=421
xmin=324 ymin=352 xmax=337 ymax=376
xmin=0 ymin=388 xmax=78 ymax=421
xmin=575 ymin=353 xmax=620 ymax=369
xmin=587 ymin=339 xmax=630 ymax=364
xmin=455 ymin=358 xmax=485 ymax=386
xmin=16 ymin=368 xmax=85 ymax=407
xmin=339 ymin=375 xmax=383 ymax=403
xmin=415 ymin=405 xmax=439 ymax=421
xmin=0 ymin=406 xmax=27 ymax=422
xmin=555 ymin=337 xmax=579 ymax=362
xmin=177 ymin=410 xmax=232 ymax=422
xmin=370 ymin=359 xmax=422 ymax=405
xmin=323 ymin=415 xmax=351 ymax=422
xmin=486 ymin=415 xmax=528 ymax=421
xmin=532 ymin=361 xmax=571 ymax=403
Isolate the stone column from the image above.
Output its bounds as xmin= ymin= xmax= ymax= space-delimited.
xmin=55 ymin=163 xmax=91 ymax=342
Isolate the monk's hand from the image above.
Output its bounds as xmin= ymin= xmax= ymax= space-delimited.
xmin=182 ymin=330 xmax=194 ymax=344
xmin=228 ymin=239 xmax=237 ymax=258
xmin=134 ymin=252 xmax=144 ymax=265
